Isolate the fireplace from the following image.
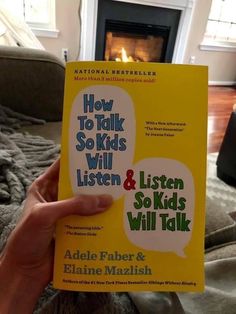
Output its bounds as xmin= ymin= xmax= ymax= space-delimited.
xmin=104 ymin=20 xmax=169 ymax=62
xmin=79 ymin=0 xmax=196 ymax=63
xmin=95 ymin=0 xmax=181 ymax=63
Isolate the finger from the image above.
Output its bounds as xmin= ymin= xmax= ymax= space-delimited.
xmin=37 ymin=158 xmax=60 ymax=183
xmin=28 ymin=159 xmax=60 ymax=203
xmin=35 ymin=194 xmax=113 ymax=226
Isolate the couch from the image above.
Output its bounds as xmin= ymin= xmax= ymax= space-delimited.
xmin=0 ymin=45 xmax=64 ymax=144
xmin=217 ymin=111 xmax=236 ymax=186
xmin=1 ymin=45 xmax=236 ymax=313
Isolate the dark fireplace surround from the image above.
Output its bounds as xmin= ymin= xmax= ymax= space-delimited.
xmin=95 ymin=0 xmax=181 ymax=63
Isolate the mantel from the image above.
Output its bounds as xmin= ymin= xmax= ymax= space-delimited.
xmin=79 ymin=0 xmax=196 ymax=63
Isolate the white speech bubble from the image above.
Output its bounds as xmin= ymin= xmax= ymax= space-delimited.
xmin=124 ymin=158 xmax=195 ymax=257
xmin=69 ymin=85 xmax=135 ymax=199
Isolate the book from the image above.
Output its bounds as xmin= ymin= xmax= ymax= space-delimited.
xmin=53 ymin=61 xmax=208 ymax=292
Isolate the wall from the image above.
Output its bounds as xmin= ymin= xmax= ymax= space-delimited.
xmin=39 ymin=0 xmax=81 ymax=62
xmin=183 ymin=0 xmax=236 ymax=84
xmin=39 ymin=0 xmax=236 ymax=84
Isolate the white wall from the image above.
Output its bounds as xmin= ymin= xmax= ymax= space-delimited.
xmin=183 ymin=0 xmax=236 ymax=84
xmin=38 ymin=0 xmax=236 ymax=83
xmin=39 ymin=0 xmax=81 ymax=61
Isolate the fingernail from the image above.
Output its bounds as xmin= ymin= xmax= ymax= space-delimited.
xmin=97 ymin=195 xmax=113 ymax=208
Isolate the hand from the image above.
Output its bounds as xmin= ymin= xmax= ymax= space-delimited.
xmin=0 ymin=159 xmax=113 ymax=313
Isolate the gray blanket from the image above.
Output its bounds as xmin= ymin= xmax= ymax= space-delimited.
xmin=0 ymin=105 xmax=140 ymax=313
xmin=0 ymin=105 xmax=60 ymax=251
xmin=0 ymin=105 xmax=61 ymax=312
xmin=177 ymin=154 xmax=236 ymax=314
xmin=1 ymin=104 xmax=236 ymax=313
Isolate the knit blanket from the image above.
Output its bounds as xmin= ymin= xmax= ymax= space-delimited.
xmin=177 ymin=154 xmax=236 ymax=314
xmin=0 ymin=105 xmax=141 ymax=314
xmin=1 ymin=104 xmax=236 ymax=313
xmin=0 ymin=105 xmax=60 ymax=249
xmin=0 ymin=105 xmax=62 ymax=311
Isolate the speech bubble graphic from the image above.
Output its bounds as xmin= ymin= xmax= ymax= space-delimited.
xmin=69 ymin=85 xmax=135 ymax=199
xmin=124 ymin=158 xmax=195 ymax=257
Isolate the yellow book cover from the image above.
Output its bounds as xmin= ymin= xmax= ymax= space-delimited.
xmin=53 ymin=61 xmax=208 ymax=292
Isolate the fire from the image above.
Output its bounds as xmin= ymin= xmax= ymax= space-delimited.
xmin=121 ymin=47 xmax=129 ymax=62
xmin=115 ymin=47 xmax=134 ymax=62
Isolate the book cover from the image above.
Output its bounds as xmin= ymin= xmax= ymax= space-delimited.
xmin=53 ymin=61 xmax=208 ymax=292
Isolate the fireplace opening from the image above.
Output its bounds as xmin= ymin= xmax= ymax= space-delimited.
xmin=95 ymin=0 xmax=181 ymax=63
xmin=104 ymin=20 xmax=169 ymax=62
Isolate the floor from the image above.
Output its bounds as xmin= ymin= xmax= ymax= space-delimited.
xmin=208 ymin=86 xmax=236 ymax=153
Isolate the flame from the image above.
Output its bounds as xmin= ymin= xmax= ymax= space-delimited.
xmin=121 ymin=47 xmax=129 ymax=62
xmin=115 ymin=47 xmax=134 ymax=62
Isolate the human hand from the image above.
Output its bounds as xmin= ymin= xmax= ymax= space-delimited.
xmin=0 ymin=159 xmax=113 ymax=313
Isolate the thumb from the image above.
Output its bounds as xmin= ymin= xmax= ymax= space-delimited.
xmin=37 ymin=194 xmax=113 ymax=225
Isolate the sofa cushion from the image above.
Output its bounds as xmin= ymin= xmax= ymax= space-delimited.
xmin=205 ymin=196 xmax=236 ymax=248
xmin=19 ymin=121 xmax=62 ymax=144
xmin=0 ymin=46 xmax=65 ymax=121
